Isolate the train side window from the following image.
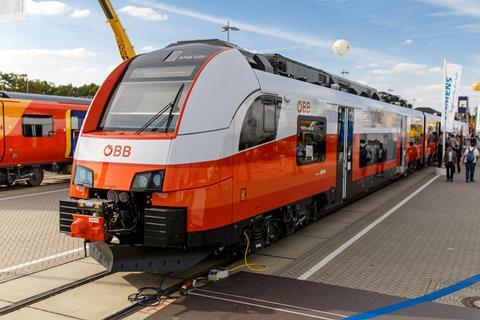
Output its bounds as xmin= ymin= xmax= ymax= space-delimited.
xmin=263 ymin=98 xmax=277 ymax=133
xmin=409 ymin=124 xmax=423 ymax=146
xmin=359 ymin=133 xmax=397 ymax=168
xmin=297 ymin=116 xmax=327 ymax=165
xmin=239 ymin=96 xmax=281 ymax=151
xmin=22 ymin=115 xmax=54 ymax=137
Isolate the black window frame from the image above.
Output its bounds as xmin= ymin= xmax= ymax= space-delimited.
xmin=238 ymin=95 xmax=281 ymax=151
xmin=22 ymin=114 xmax=54 ymax=138
xmin=359 ymin=133 xmax=397 ymax=168
xmin=296 ymin=115 xmax=327 ymax=166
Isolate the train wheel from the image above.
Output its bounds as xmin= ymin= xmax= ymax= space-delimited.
xmin=27 ymin=168 xmax=44 ymax=187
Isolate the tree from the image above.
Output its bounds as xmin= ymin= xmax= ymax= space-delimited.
xmin=0 ymin=72 xmax=99 ymax=97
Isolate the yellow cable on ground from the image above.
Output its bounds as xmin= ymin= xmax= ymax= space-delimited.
xmin=228 ymin=231 xmax=267 ymax=273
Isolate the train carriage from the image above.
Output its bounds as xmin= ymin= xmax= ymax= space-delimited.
xmin=0 ymin=91 xmax=89 ymax=186
xmin=59 ymin=40 xmax=444 ymax=272
xmin=424 ymin=113 xmax=441 ymax=164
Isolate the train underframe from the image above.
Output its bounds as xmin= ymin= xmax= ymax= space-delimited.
xmin=60 ymin=186 xmax=331 ymax=273
xmin=0 ymin=162 xmax=71 ymax=187
xmin=60 ymin=157 xmax=434 ymax=273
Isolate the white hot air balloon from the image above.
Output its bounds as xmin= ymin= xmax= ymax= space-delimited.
xmin=332 ymin=39 xmax=350 ymax=56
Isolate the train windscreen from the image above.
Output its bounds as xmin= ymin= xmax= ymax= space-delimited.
xmin=99 ymin=44 xmax=223 ymax=133
xmin=100 ymin=80 xmax=190 ymax=132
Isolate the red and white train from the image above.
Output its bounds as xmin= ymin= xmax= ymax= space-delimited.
xmin=59 ymin=40 xmax=458 ymax=272
xmin=0 ymin=91 xmax=89 ymax=186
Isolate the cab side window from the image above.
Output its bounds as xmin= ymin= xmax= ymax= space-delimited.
xmin=297 ymin=116 xmax=327 ymax=165
xmin=22 ymin=115 xmax=54 ymax=137
xmin=239 ymin=96 xmax=281 ymax=151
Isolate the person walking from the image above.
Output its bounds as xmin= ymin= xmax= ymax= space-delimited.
xmin=463 ymin=140 xmax=479 ymax=182
xmin=437 ymin=132 xmax=443 ymax=167
xmin=455 ymin=134 xmax=462 ymax=173
xmin=444 ymin=146 xmax=457 ymax=182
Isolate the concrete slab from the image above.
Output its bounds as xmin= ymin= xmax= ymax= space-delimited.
xmin=0 ymin=299 xmax=11 ymax=308
xmin=0 ymin=182 xmax=83 ymax=282
xmin=1 ymin=306 xmax=73 ymax=320
xmin=148 ymin=272 xmax=480 ymax=320
xmin=295 ymin=218 xmax=350 ymax=239
xmin=282 ymin=167 xmax=480 ymax=307
xmin=30 ymin=272 xmax=167 ymax=319
xmin=229 ymin=254 xmax=293 ymax=276
xmin=0 ymin=258 xmax=105 ymax=303
xmin=257 ymin=234 xmax=326 ymax=259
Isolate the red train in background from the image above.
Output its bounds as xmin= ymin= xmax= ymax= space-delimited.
xmin=0 ymin=91 xmax=90 ymax=186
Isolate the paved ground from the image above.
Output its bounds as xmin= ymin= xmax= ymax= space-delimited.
xmin=2 ymin=166 xmax=480 ymax=319
xmin=0 ymin=173 xmax=83 ymax=282
xmin=281 ymin=167 xmax=480 ymax=307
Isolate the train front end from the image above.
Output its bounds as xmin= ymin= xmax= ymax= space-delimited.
xmin=59 ymin=42 xmax=260 ymax=272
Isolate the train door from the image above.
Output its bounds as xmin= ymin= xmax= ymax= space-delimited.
xmin=67 ymin=110 xmax=86 ymax=158
xmin=399 ymin=117 xmax=406 ymax=170
xmin=336 ymin=107 xmax=353 ymax=201
xmin=0 ymin=101 xmax=4 ymax=162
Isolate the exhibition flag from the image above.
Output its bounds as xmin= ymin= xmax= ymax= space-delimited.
xmin=442 ymin=60 xmax=463 ymax=133
xmin=477 ymin=105 xmax=480 ymax=133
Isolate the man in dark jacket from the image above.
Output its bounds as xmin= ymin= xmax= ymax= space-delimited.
xmin=444 ymin=145 xmax=457 ymax=182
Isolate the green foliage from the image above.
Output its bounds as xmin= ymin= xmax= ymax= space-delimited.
xmin=0 ymin=72 xmax=99 ymax=98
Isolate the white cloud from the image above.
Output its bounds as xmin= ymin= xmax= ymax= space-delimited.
xmin=118 ymin=5 xmax=168 ymax=21
xmin=248 ymin=46 xmax=297 ymax=54
xmin=428 ymin=66 xmax=442 ymax=73
xmin=0 ymin=48 xmax=97 ymax=61
xmin=139 ymin=45 xmax=158 ymax=53
xmin=0 ymin=47 xmax=103 ymax=86
xmin=368 ymin=62 xmax=440 ymax=76
xmin=421 ymin=0 xmax=480 ymax=18
xmin=62 ymin=66 xmax=97 ymax=74
xmin=132 ymin=0 xmax=330 ymax=48
xmin=70 ymin=9 xmax=90 ymax=18
xmin=400 ymin=84 xmax=443 ymax=109
xmin=455 ymin=23 xmax=480 ymax=32
xmin=25 ymin=0 xmax=70 ymax=16
xmin=404 ymin=39 xmax=413 ymax=45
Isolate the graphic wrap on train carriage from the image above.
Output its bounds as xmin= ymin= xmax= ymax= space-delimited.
xmin=355 ymin=106 xmax=402 ymax=181
xmin=59 ymin=40 xmax=447 ymax=273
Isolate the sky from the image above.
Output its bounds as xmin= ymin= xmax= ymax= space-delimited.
xmin=1 ymin=0 xmax=480 ymax=111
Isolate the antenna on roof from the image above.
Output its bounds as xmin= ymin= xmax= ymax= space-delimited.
xmin=221 ymin=21 xmax=239 ymax=44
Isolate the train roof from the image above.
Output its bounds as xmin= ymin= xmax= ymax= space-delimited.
xmin=0 ymin=91 xmax=91 ymax=105
xmin=170 ymin=39 xmax=411 ymax=109
xmin=415 ymin=107 xmax=441 ymax=116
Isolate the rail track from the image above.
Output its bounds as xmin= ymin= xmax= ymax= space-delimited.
xmin=0 ymin=270 xmax=111 ymax=316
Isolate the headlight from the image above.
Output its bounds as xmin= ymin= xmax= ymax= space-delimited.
xmin=130 ymin=170 xmax=164 ymax=192
xmin=73 ymin=165 xmax=93 ymax=188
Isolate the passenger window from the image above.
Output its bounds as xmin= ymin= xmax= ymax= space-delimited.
xmin=297 ymin=116 xmax=327 ymax=165
xmin=409 ymin=124 xmax=423 ymax=146
xmin=263 ymin=98 xmax=277 ymax=133
xmin=359 ymin=133 xmax=397 ymax=168
xmin=22 ymin=115 xmax=54 ymax=137
xmin=239 ymin=96 xmax=281 ymax=151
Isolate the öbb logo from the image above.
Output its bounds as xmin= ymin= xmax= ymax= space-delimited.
xmin=297 ymin=100 xmax=311 ymax=113
xmin=103 ymin=145 xmax=132 ymax=157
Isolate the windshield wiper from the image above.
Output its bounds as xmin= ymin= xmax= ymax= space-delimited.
xmin=134 ymin=83 xmax=184 ymax=135
xmin=164 ymin=83 xmax=184 ymax=133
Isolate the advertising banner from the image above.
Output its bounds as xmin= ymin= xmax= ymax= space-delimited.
xmin=477 ymin=105 xmax=480 ymax=133
xmin=458 ymin=96 xmax=468 ymax=114
xmin=442 ymin=61 xmax=463 ymax=133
